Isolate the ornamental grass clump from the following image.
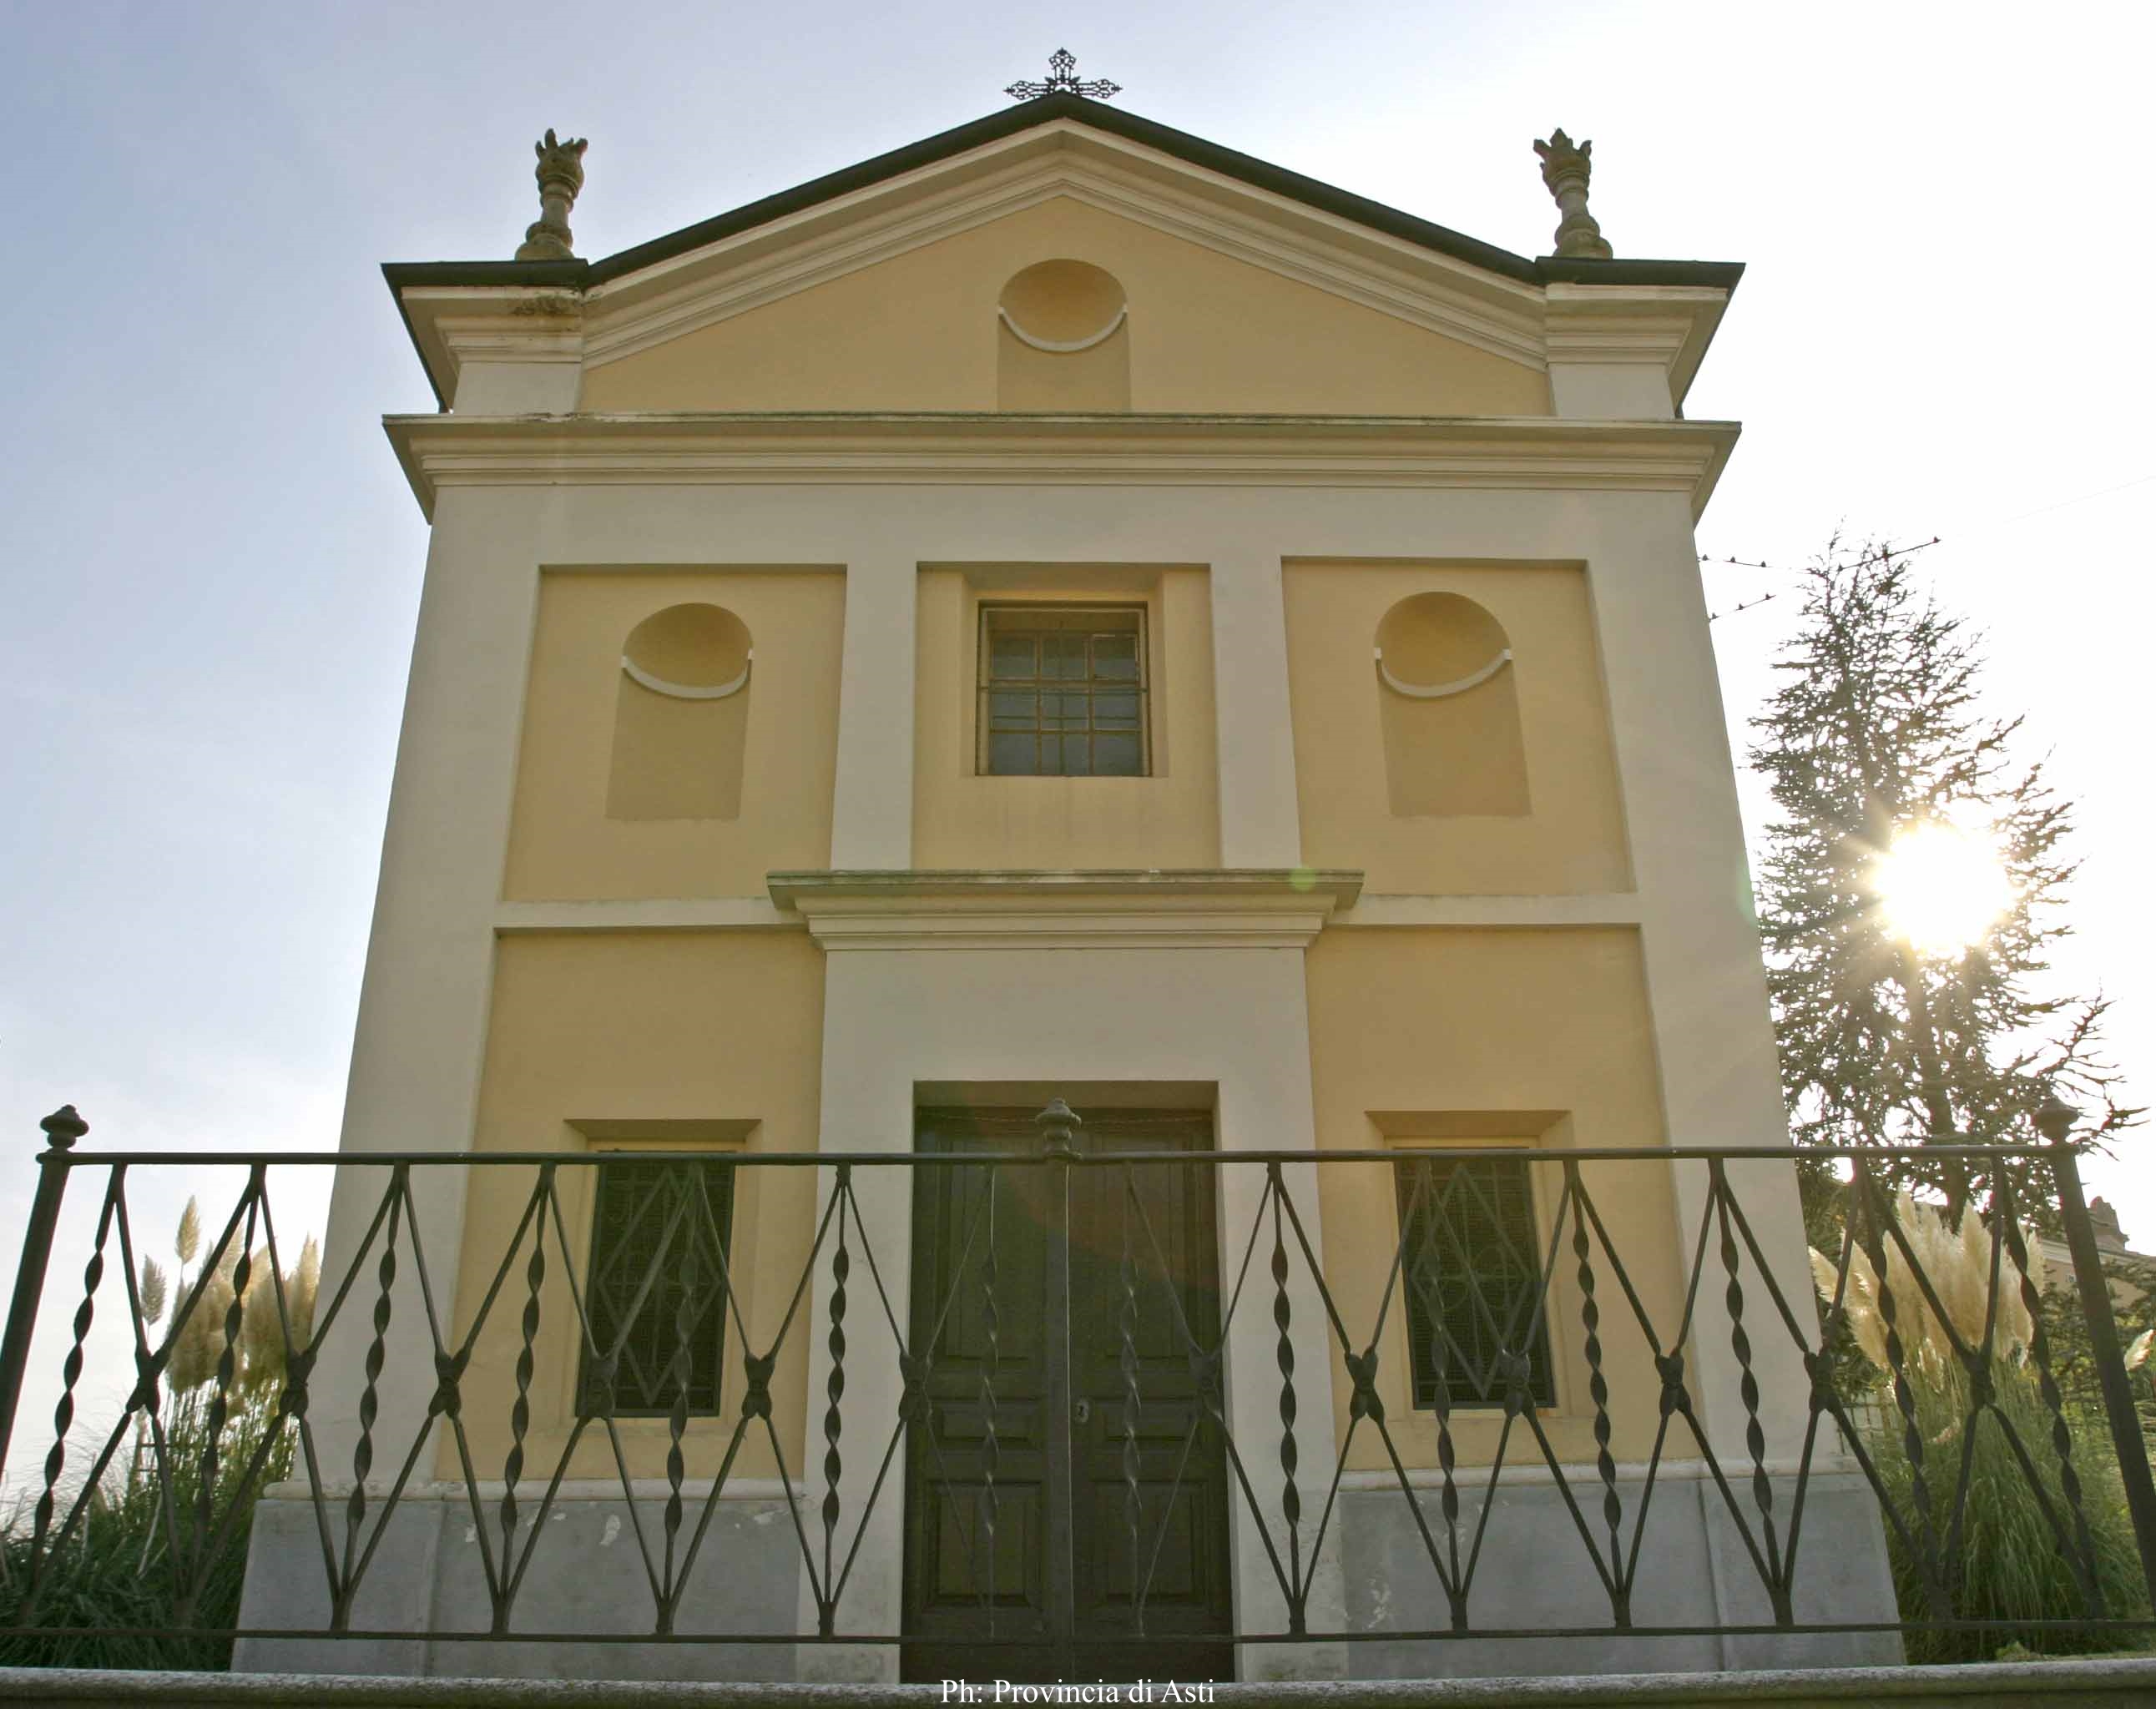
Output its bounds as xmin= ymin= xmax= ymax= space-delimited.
xmin=0 ymin=1201 xmax=321 ymax=1670
xmin=1813 ymin=1192 xmax=2150 ymax=1661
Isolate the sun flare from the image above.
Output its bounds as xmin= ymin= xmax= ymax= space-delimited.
xmin=1869 ymin=822 xmax=2015 ymax=956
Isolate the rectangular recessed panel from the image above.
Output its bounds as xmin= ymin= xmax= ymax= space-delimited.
xmin=930 ymin=1484 xmax=1039 ymax=1606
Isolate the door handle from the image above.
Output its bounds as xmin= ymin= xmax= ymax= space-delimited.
xmin=1073 ymin=1397 xmax=1093 ymax=1426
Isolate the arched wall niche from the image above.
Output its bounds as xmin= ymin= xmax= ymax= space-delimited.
xmin=1375 ymin=592 xmax=1530 ymax=818
xmin=997 ymin=259 xmax=1131 ymax=411
xmin=607 ymin=602 xmax=754 ymax=820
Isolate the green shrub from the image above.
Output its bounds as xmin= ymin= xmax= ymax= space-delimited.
xmin=0 ymin=1200 xmax=317 ymax=1670
xmin=1814 ymin=1190 xmax=2153 ymax=1661
xmin=1861 ymin=1359 xmax=2151 ymax=1661
xmin=0 ymin=1385 xmax=295 ymax=1669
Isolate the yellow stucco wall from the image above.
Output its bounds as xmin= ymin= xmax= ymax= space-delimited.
xmin=503 ymin=569 xmax=845 ymax=901
xmin=913 ymin=565 xmax=1220 ymax=869
xmin=1305 ymin=928 xmax=1683 ymax=1466
xmin=446 ymin=930 xmax=826 ymax=1481
xmin=1285 ymin=561 xmax=1632 ymax=895
xmin=578 ymin=197 xmax=1548 ymax=416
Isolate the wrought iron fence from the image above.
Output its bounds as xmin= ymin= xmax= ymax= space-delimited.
xmin=2 ymin=1099 xmax=2153 ymax=1674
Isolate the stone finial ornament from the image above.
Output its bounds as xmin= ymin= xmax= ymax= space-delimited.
xmin=515 ymin=129 xmax=588 ymax=262
xmin=1532 ymin=128 xmax=1613 ymax=260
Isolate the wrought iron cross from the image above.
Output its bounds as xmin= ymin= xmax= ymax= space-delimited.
xmin=1007 ymin=48 xmax=1120 ymax=101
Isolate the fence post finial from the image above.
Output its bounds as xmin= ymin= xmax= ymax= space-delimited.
xmin=38 ymin=1105 xmax=86 ymax=1151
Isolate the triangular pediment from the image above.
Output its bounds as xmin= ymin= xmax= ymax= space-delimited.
xmin=389 ymin=99 xmax=1739 ymax=416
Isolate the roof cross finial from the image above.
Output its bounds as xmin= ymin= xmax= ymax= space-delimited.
xmin=1007 ymin=48 xmax=1120 ymax=102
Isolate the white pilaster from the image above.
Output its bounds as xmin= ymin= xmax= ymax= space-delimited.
xmin=1209 ymin=552 xmax=1303 ymax=867
xmin=828 ymin=554 xmax=916 ymax=869
xmin=311 ymin=488 xmax=543 ymax=1480
xmin=1586 ymin=494 xmax=1816 ymax=1459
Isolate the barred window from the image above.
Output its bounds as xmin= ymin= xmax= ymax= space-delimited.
xmin=977 ymin=605 xmax=1149 ymax=777
xmin=579 ymin=1158 xmax=735 ymax=1417
xmin=1393 ymin=1155 xmax=1555 ymax=1409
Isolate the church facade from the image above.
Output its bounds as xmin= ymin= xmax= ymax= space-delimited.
xmin=237 ymin=83 xmax=1898 ymax=1683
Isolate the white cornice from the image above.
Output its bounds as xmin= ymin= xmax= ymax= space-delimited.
xmin=490 ymin=890 xmax=1649 ymax=937
xmin=398 ymin=287 xmax=587 ymax=401
xmin=767 ymin=868 xmax=1363 ymax=950
xmin=1543 ymin=283 xmax=1729 ymax=406
xmin=382 ymin=411 xmax=1739 ymax=521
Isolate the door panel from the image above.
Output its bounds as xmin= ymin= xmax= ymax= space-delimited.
xmin=901 ymin=1109 xmax=1232 ymax=1684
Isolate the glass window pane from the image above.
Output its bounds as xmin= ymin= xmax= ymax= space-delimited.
xmin=1093 ymin=733 xmax=1142 ymax=776
xmin=989 ymin=633 xmax=1037 ymax=681
xmin=1094 ymin=692 xmax=1139 ymax=729
xmin=1042 ymin=633 xmax=1086 ymax=679
xmin=988 ymin=731 xmax=1037 ymax=775
xmin=1059 ymin=733 xmax=1093 ymax=774
xmin=988 ymin=690 xmax=1037 ymax=727
xmin=1092 ymin=633 xmax=1139 ymax=680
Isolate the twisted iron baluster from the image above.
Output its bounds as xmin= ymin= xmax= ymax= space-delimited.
xmin=1414 ymin=1164 xmax=1466 ymax=1614
xmin=336 ymin=1173 xmax=403 ymax=1630
xmin=495 ymin=1166 xmax=551 ymax=1631
xmin=658 ymin=1179 xmax=701 ymax=1635
xmin=1709 ymin=1159 xmax=1785 ymax=1621
xmin=1566 ymin=1162 xmax=1624 ymax=1622
xmin=820 ymin=1165 xmax=851 ymax=1631
xmin=180 ymin=1182 xmax=260 ymax=1624
xmin=2000 ymin=1184 xmax=2103 ymax=1610
xmin=1852 ymin=1161 xmax=1947 ymax=1619
xmin=1268 ymin=1164 xmax=1303 ymax=1631
xmin=19 ymin=1169 xmax=116 ymax=1618
xmin=1118 ymin=1163 xmax=1144 ymax=1634
xmin=978 ymin=1166 xmax=1001 ymax=1636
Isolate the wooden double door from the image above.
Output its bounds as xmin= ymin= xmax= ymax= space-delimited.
xmin=901 ymin=1108 xmax=1234 ymax=1683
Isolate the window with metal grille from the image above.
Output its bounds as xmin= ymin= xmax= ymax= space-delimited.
xmin=977 ymin=604 xmax=1149 ymax=776
xmin=578 ymin=1157 xmax=735 ymax=1417
xmin=1393 ymin=1154 xmax=1556 ymax=1409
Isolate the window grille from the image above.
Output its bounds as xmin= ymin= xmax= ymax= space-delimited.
xmin=977 ymin=604 xmax=1149 ymax=776
xmin=579 ymin=1157 xmax=735 ymax=1416
xmin=1393 ymin=1154 xmax=1556 ymax=1409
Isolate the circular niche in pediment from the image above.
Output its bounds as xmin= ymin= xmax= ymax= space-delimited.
xmin=997 ymin=260 xmax=1128 ymax=353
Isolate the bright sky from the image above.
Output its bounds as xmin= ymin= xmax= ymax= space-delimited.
xmin=3 ymin=2 xmax=2151 ymax=1463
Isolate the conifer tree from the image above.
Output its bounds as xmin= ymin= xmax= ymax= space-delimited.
xmin=1747 ymin=538 xmax=2137 ymax=1217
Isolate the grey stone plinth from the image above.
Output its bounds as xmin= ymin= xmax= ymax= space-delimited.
xmin=1334 ymin=1470 xmax=1903 ymax=1678
xmin=229 ymin=1468 xmax=1905 ymax=1685
xmin=233 ymin=1490 xmax=802 ymax=1682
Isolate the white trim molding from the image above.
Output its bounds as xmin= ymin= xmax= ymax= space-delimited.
xmin=383 ymin=411 xmax=1740 ymax=521
xmin=767 ymin=867 xmax=1364 ymax=950
xmin=1375 ymin=645 xmax=1512 ymax=698
xmin=620 ymin=651 xmax=752 ymax=698
xmin=997 ymin=303 xmax=1128 ymax=353
xmin=493 ymin=897 xmax=799 ymax=934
